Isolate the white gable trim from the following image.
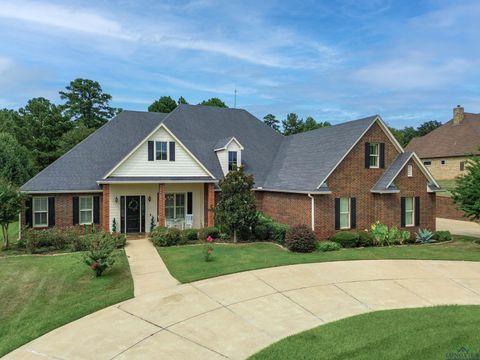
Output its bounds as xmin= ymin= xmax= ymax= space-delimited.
xmin=103 ymin=121 xmax=215 ymax=179
xmin=317 ymin=116 xmax=404 ymax=189
xmin=214 ymin=136 xmax=244 ymax=152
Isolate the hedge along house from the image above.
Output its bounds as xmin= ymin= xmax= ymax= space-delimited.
xmin=20 ymin=104 xmax=441 ymax=239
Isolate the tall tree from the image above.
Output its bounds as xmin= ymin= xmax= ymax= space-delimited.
xmin=199 ymin=97 xmax=228 ymax=108
xmin=0 ymin=133 xmax=36 ymax=186
xmin=214 ymin=166 xmax=256 ymax=242
xmin=56 ymin=125 xmax=96 ymax=156
xmin=0 ymin=109 xmax=20 ymax=138
xmin=0 ymin=178 xmax=23 ymax=250
xmin=282 ymin=113 xmax=304 ymax=136
xmin=452 ymin=151 xmax=480 ymax=220
xmin=263 ymin=114 xmax=280 ymax=132
xmin=177 ymin=96 xmax=188 ymax=105
xmin=303 ymin=116 xmax=331 ymax=132
xmin=148 ymin=96 xmax=178 ymax=113
xmin=60 ymin=78 xmax=119 ymax=129
xmin=416 ymin=120 xmax=442 ymax=137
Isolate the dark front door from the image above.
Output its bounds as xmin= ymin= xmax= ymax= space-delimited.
xmin=126 ymin=196 xmax=141 ymax=233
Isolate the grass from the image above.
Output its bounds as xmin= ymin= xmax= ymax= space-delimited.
xmin=249 ymin=306 xmax=480 ymax=360
xmin=0 ymin=250 xmax=133 ymax=357
xmin=0 ymin=220 xmax=19 ymax=244
xmin=437 ymin=179 xmax=456 ymax=197
xmin=158 ymin=236 xmax=480 ymax=283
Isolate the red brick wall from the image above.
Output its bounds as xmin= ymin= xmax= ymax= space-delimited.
xmin=437 ymin=196 xmax=466 ymax=221
xmin=257 ymin=122 xmax=436 ymax=239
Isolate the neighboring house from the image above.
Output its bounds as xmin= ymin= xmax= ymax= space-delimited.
xmin=406 ymin=106 xmax=480 ymax=180
xmin=20 ymin=104 xmax=440 ymax=239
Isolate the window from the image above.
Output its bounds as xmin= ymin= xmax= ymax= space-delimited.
xmin=460 ymin=161 xmax=465 ymax=171
xmin=369 ymin=143 xmax=379 ymax=168
xmin=79 ymin=196 xmax=93 ymax=225
xmin=156 ymin=141 xmax=168 ymax=160
xmin=404 ymin=197 xmax=414 ymax=227
xmin=407 ymin=164 xmax=413 ymax=177
xmin=339 ymin=198 xmax=350 ymax=229
xmin=440 ymin=160 xmax=446 ymax=166
xmin=228 ymin=151 xmax=238 ymax=171
xmin=33 ymin=197 xmax=48 ymax=227
xmin=423 ymin=160 xmax=431 ymax=166
xmin=165 ymin=193 xmax=185 ymax=219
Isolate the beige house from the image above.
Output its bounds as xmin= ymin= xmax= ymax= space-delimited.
xmin=406 ymin=106 xmax=480 ymax=180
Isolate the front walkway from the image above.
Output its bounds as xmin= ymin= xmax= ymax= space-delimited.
xmin=437 ymin=217 xmax=480 ymax=238
xmin=6 ymin=242 xmax=480 ymax=359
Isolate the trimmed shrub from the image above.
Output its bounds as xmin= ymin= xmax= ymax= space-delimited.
xmin=83 ymin=233 xmax=116 ymax=277
xmin=330 ymin=231 xmax=359 ymax=248
xmin=182 ymin=228 xmax=198 ymax=241
xmin=111 ymin=233 xmax=127 ymax=248
xmin=357 ymin=231 xmax=374 ymax=247
xmin=150 ymin=227 xmax=185 ymax=246
xmin=432 ymin=230 xmax=452 ymax=242
xmin=71 ymin=236 xmax=90 ymax=252
xmin=285 ymin=224 xmax=316 ymax=253
xmin=254 ymin=212 xmax=288 ymax=244
xmin=253 ymin=223 xmax=270 ymax=241
xmin=198 ymin=227 xmax=221 ymax=240
xmin=316 ymin=241 xmax=341 ymax=252
xmin=24 ymin=227 xmax=77 ymax=253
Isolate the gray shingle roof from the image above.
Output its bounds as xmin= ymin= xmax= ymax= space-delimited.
xmin=214 ymin=136 xmax=236 ymax=150
xmin=371 ymin=152 xmax=413 ymax=193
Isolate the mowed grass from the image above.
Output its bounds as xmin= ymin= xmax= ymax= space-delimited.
xmin=0 ymin=220 xmax=19 ymax=243
xmin=437 ymin=179 xmax=456 ymax=197
xmin=158 ymin=236 xmax=480 ymax=283
xmin=0 ymin=250 xmax=133 ymax=357
xmin=249 ymin=306 xmax=480 ymax=360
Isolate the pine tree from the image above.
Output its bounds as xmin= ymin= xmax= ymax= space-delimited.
xmin=452 ymin=150 xmax=480 ymax=220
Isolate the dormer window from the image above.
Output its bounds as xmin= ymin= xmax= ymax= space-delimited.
xmin=228 ymin=151 xmax=238 ymax=171
xmin=156 ymin=141 xmax=168 ymax=160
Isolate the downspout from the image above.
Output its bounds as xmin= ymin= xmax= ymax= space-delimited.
xmin=308 ymin=193 xmax=315 ymax=232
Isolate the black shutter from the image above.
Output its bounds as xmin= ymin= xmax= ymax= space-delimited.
xmin=365 ymin=142 xmax=370 ymax=168
xmin=93 ymin=196 xmax=100 ymax=224
xmin=187 ymin=192 xmax=193 ymax=215
xmin=25 ymin=197 xmax=32 ymax=228
xmin=400 ymin=197 xmax=406 ymax=227
xmin=379 ymin=143 xmax=385 ymax=169
xmin=120 ymin=196 xmax=125 ymax=234
xmin=148 ymin=141 xmax=154 ymax=161
xmin=140 ymin=196 xmax=145 ymax=233
xmin=335 ymin=198 xmax=340 ymax=230
xmin=415 ymin=196 xmax=420 ymax=226
xmin=73 ymin=196 xmax=79 ymax=225
xmin=48 ymin=197 xmax=55 ymax=227
xmin=169 ymin=141 xmax=175 ymax=161
xmin=350 ymin=197 xmax=356 ymax=229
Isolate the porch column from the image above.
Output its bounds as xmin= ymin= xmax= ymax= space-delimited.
xmin=157 ymin=183 xmax=165 ymax=227
xmin=102 ymin=184 xmax=110 ymax=232
xmin=207 ymin=183 xmax=215 ymax=227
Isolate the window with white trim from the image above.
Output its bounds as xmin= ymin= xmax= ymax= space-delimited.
xmin=79 ymin=196 xmax=93 ymax=225
xmin=33 ymin=197 xmax=48 ymax=227
xmin=165 ymin=193 xmax=185 ymax=219
xmin=339 ymin=198 xmax=351 ymax=229
xmin=407 ymin=164 xmax=413 ymax=177
xmin=369 ymin=143 xmax=379 ymax=168
xmin=155 ymin=141 xmax=168 ymax=160
xmin=404 ymin=197 xmax=414 ymax=227
xmin=228 ymin=151 xmax=238 ymax=171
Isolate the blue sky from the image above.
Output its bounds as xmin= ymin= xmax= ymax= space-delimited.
xmin=0 ymin=0 xmax=479 ymax=128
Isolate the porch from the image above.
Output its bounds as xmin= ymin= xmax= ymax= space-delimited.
xmin=104 ymin=182 xmax=215 ymax=234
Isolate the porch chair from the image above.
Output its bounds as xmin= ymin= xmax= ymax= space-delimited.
xmin=184 ymin=214 xmax=193 ymax=229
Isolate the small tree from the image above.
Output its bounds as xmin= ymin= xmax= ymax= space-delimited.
xmin=214 ymin=166 xmax=256 ymax=242
xmin=0 ymin=179 xmax=23 ymax=249
xmin=452 ymin=150 xmax=480 ymax=220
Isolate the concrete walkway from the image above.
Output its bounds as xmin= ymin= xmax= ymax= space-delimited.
xmin=6 ymin=242 xmax=480 ymax=360
xmin=437 ymin=217 xmax=480 ymax=238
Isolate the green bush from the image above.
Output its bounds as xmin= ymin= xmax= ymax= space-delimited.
xmin=83 ymin=233 xmax=116 ymax=277
xmin=71 ymin=236 xmax=90 ymax=251
xmin=357 ymin=231 xmax=374 ymax=247
xmin=432 ymin=230 xmax=452 ymax=242
xmin=24 ymin=227 xmax=77 ymax=253
xmin=182 ymin=228 xmax=198 ymax=241
xmin=198 ymin=227 xmax=221 ymax=240
xmin=285 ymin=224 xmax=316 ymax=253
xmin=316 ymin=241 xmax=341 ymax=252
xmin=254 ymin=212 xmax=288 ymax=244
xmin=150 ymin=227 xmax=186 ymax=246
xmin=253 ymin=223 xmax=270 ymax=241
xmin=330 ymin=231 xmax=359 ymax=248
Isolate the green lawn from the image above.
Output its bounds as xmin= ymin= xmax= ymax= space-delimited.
xmin=437 ymin=179 xmax=456 ymax=197
xmin=0 ymin=220 xmax=19 ymax=244
xmin=249 ymin=306 xmax=480 ymax=360
xmin=0 ymin=250 xmax=133 ymax=357
xmin=158 ymin=236 xmax=480 ymax=283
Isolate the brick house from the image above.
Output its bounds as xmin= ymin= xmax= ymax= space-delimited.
xmin=406 ymin=106 xmax=480 ymax=180
xmin=21 ymin=104 xmax=440 ymax=239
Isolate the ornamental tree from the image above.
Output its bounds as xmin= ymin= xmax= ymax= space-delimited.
xmin=452 ymin=150 xmax=480 ymax=220
xmin=214 ymin=166 xmax=256 ymax=242
xmin=0 ymin=179 xmax=23 ymax=249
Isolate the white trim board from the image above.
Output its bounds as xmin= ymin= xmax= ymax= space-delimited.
xmin=214 ymin=136 xmax=245 ymax=151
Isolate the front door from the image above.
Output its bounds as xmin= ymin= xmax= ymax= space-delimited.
xmin=126 ymin=196 xmax=141 ymax=233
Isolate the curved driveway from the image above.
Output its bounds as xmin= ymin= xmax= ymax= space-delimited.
xmin=6 ymin=240 xmax=480 ymax=360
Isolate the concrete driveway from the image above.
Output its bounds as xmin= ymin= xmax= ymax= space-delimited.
xmin=437 ymin=217 xmax=480 ymax=238
xmin=6 ymin=240 xmax=480 ymax=360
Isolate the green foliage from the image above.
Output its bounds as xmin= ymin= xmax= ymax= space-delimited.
xmin=432 ymin=230 xmax=452 ymax=242
xmin=150 ymin=227 xmax=185 ymax=246
xmin=56 ymin=125 xmax=95 ymax=155
xmin=330 ymin=231 xmax=359 ymax=248
xmin=203 ymin=236 xmax=214 ymax=262
xmin=0 ymin=133 xmax=37 ymax=185
xmin=182 ymin=228 xmax=198 ymax=241
xmin=416 ymin=120 xmax=442 ymax=136
xmin=112 ymin=218 xmax=117 ymax=233
xmin=198 ymin=227 xmax=221 ymax=240
xmin=83 ymin=233 xmax=116 ymax=276
xmin=214 ymin=166 xmax=257 ymax=242
xmin=59 ymin=78 xmax=120 ymax=129
xmin=452 ymin=151 xmax=480 ymax=220
xmin=0 ymin=179 xmax=24 ymax=249
xmin=357 ymin=231 xmax=374 ymax=247
xmin=316 ymin=241 xmax=341 ymax=252
xmin=177 ymin=96 xmax=188 ymax=105
xmin=253 ymin=223 xmax=270 ymax=241
xmin=282 ymin=113 xmax=304 ymax=135
xmin=285 ymin=224 xmax=316 ymax=253
xmin=263 ymin=114 xmax=280 ymax=132
xmin=416 ymin=228 xmax=434 ymax=244
xmin=370 ymin=221 xmax=390 ymax=246
xmin=390 ymin=120 xmax=441 ymax=147
xmin=254 ymin=213 xmax=288 ymax=243
xmin=149 ymin=216 xmax=155 ymax=233
xmin=24 ymin=227 xmax=78 ymax=253
xmin=199 ymin=97 xmax=228 ymax=108
xmin=148 ymin=96 xmax=178 ymax=113
xmin=388 ymin=226 xmax=411 ymax=245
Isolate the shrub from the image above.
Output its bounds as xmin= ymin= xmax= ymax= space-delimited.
xmin=203 ymin=236 xmax=214 ymax=261
xmin=285 ymin=224 xmax=316 ymax=253
xmin=24 ymin=227 xmax=77 ymax=253
xmin=330 ymin=231 xmax=359 ymax=248
xmin=83 ymin=233 xmax=116 ymax=277
xmin=416 ymin=228 xmax=434 ymax=244
xmin=316 ymin=241 xmax=341 ymax=252
xmin=432 ymin=230 xmax=452 ymax=242
xmin=357 ymin=231 xmax=374 ymax=247
xmin=198 ymin=227 xmax=221 ymax=240
xmin=150 ymin=227 xmax=185 ymax=246
xmin=111 ymin=233 xmax=127 ymax=248
xmin=71 ymin=236 xmax=90 ymax=251
xmin=254 ymin=212 xmax=288 ymax=244
xmin=182 ymin=228 xmax=198 ymax=241
xmin=253 ymin=223 xmax=270 ymax=241
xmin=371 ymin=221 xmax=390 ymax=246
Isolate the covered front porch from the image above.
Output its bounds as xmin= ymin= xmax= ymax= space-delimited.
xmin=102 ymin=180 xmax=216 ymax=234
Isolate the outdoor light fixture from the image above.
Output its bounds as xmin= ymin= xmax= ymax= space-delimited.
xmin=115 ymin=196 xmax=118 ymax=203
xmin=148 ymin=196 xmax=151 ymax=202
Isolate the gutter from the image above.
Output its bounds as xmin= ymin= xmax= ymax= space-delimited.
xmin=308 ymin=193 xmax=315 ymax=231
